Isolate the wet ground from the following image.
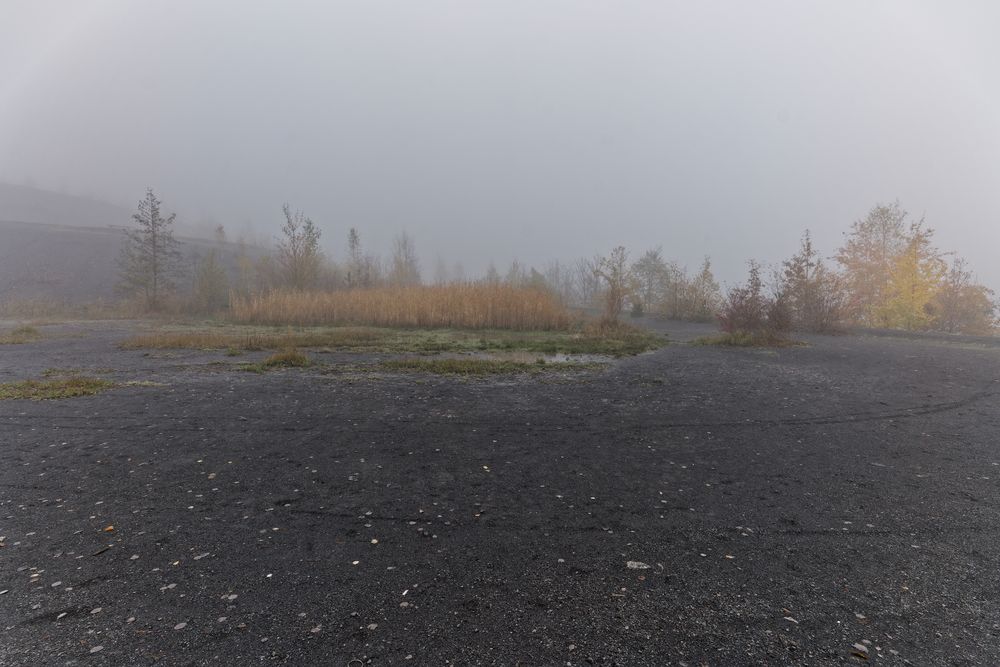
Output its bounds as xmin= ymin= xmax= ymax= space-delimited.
xmin=1 ymin=319 xmax=999 ymax=665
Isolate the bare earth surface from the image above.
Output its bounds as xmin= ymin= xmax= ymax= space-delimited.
xmin=1 ymin=319 xmax=999 ymax=666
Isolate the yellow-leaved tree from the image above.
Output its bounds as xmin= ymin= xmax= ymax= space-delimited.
xmin=875 ymin=223 xmax=946 ymax=330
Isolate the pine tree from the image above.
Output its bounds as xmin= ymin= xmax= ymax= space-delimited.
xmin=780 ymin=231 xmax=842 ymax=331
xmin=118 ymin=188 xmax=183 ymax=310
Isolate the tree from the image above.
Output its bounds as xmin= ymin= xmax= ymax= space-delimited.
xmin=678 ymin=257 xmax=722 ymax=322
xmin=836 ymin=202 xmax=910 ymax=325
xmin=388 ymin=231 xmax=421 ymax=286
xmin=118 ymin=188 xmax=183 ymax=310
xmin=719 ymin=260 xmax=789 ymax=336
xmin=484 ymin=262 xmax=501 ymax=285
xmin=191 ymin=249 xmax=230 ymax=313
xmin=346 ymin=227 xmax=366 ymax=288
xmin=780 ymin=231 xmax=843 ymax=332
xmin=931 ymin=259 xmax=996 ymax=334
xmin=875 ymin=222 xmax=945 ymax=330
xmin=277 ymin=204 xmax=322 ymax=290
xmin=631 ymin=247 xmax=670 ymax=313
xmin=433 ymin=255 xmax=450 ymax=285
xmin=594 ymin=246 xmax=633 ymax=322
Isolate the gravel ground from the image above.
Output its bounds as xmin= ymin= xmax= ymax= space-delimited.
xmin=1 ymin=319 xmax=999 ymax=666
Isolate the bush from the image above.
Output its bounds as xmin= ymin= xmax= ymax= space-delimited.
xmin=718 ymin=261 xmax=790 ymax=338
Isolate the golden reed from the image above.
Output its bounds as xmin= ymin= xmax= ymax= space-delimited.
xmin=229 ymin=285 xmax=571 ymax=331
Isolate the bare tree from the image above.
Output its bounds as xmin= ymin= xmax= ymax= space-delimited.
xmin=594 ymin=246 xmax=633 ymax=322
xmin=389 ymin=231 xmax=421 ymax=286
xmin=277 ymin=204 xmax=322 ymax=290
xmin=118 ymin=188 xmax=183 ymax=310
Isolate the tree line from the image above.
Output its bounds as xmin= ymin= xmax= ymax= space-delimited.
xmin=117 ymin=190 xmax=996 ymax=334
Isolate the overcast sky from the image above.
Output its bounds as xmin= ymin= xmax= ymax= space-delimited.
xmin=2 ymin=1 xmax=998 ymax=287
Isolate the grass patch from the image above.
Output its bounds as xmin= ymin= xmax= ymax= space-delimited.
xmin=0 ymin=325 xmax=42 ymax=344
xmin=238 ymin=349 xmax=312 ymax=372
xmin=693 ymin=331 xmax=802 ymax=348
xmin=262 ymin=349 xmax=311 ymax=368
xmin=0 ymin=376 xmax=114 ymax=400
xmin=378 ymin=357 xmax=602 ymax=376
xmin=120 ymin=322 xmax=665 ymax=357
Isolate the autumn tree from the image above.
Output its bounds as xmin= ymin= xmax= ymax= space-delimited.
xmin=931 ymin=258 xmax=996 ymax=334
xmin=118 ymin=188 xmax=183 ymax=310
xmin=779 ymin=231 xmax=843 ymax=332
xmin=277 ymin=204 xmax=322 ymax=290
xmin=875 ymin=223 xmax=945 ymax=330
xmin=594 ymin=246 xmax=633 ymax=322
xmin=836 ymin=202 xmax=910 ymax=325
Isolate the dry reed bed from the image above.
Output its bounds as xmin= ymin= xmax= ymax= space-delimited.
xmin=229 ymin=286 xmax=572 ymax=331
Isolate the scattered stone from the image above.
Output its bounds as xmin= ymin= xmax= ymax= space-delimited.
xmin=174 ymin=622 xmax=187 ymax=630
xmin=626 ymin=561 xmax=651 ymax=570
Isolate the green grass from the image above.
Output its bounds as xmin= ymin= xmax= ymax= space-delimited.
xmin=692 ymin=331 xmax=802 ymax=348
xmin=0 ymin=325 xmax=42 ymax=344
xmin=0 ymin=376 xmax=114 ymax=400
xmin=378 ymin=357 xmax=603 ymax=376
xmin=120 ymin=322 xmax=665 ymax=357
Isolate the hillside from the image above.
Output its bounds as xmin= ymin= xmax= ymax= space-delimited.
xmin=0 ymin=185 xmax=264 ymax=303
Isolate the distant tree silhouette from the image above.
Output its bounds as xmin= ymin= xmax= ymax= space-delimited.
xmin=117 ymin=188 xmax=182 ymax=310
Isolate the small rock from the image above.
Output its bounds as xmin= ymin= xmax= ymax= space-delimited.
xmin=174 ymin=622 xmax=187 ymax=630
xmin=89 ymin=646 xmax=104 ymax=654
xmin=626 ymin=561 xmax=651 ymax=570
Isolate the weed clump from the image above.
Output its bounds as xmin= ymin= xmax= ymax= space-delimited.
xmin=0 ymin=376 xmax=114 ymax=400
xmin=261 ymin=349 xmax=311 ymax=368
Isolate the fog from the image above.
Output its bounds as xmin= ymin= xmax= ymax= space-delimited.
xmin=2 ymin=1 xmax=998 ymax=287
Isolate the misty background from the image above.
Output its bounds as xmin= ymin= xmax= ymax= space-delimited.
xmin=1 ymin=1 xmax=998 ymax=288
